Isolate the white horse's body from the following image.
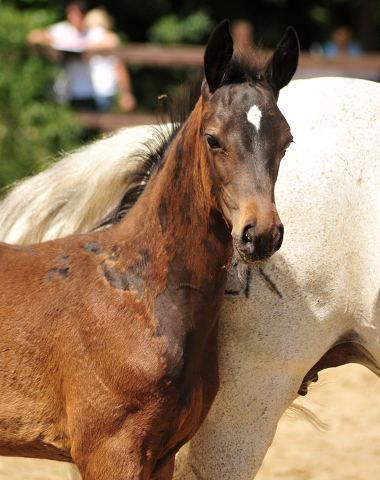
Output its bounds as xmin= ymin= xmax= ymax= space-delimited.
xmin=1 ymin=77 xmax=380 ymax=479
xmin=175 ymin=77 xmax=380 ymax=479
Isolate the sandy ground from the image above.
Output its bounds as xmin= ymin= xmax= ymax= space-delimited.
xmin=1 ymin=363 xmax=380 ymax=479
xmin=256 ymin=364 xmax=380 ymax=480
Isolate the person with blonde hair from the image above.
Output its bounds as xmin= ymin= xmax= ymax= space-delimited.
xmin=27 ymin=2 xmax=136 ymax=112
xmin=85 ymin=7 xmax=136 ymax=112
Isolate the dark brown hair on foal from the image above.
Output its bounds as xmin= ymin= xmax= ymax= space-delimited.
xmin=0 ymin=20 xmax=298 ymax=480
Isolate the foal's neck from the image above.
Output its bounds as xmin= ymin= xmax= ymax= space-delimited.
xmin=121 ymin=99 xmax=232 ymax=287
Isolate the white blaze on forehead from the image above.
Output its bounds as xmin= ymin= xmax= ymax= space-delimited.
xmin=247 ymin=104 xmax=262 ymax=131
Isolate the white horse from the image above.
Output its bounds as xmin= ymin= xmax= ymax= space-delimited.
xmin=1 ymin=76 xmax=380 ymax=479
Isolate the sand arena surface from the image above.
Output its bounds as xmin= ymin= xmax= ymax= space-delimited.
xmin=1 ymin=364 xmax=380 ymax=479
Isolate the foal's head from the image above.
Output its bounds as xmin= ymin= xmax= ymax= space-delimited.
xmin=200 ymin=20 xmax=299 ymax=264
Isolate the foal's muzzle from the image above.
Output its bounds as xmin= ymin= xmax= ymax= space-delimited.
xmin=233 ymin=221 xmax=284 ymax=264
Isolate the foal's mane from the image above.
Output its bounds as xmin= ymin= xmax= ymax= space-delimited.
xmin=99 ymin=48 xmax=269 ymax=228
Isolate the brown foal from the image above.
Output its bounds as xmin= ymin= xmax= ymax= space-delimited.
xmin=0 ymin=20 xmax=298 ymax=479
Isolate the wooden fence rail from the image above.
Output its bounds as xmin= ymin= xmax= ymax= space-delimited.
xmin=71 ymin=43 xmax=380 ymax=131
xmin=85 ymin=43 xmax=380 ymax=72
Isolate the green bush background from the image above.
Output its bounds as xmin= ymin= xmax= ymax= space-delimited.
xmin=0 ymin=4 xmax=84 ymax=189
xmin=1 ymin=0 xmax=379 ymax=188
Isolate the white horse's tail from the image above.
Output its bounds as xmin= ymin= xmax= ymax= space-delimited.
xmin=0 ymin=125 xmax=154 ymax=245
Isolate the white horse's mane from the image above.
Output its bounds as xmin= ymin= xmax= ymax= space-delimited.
xmin=0 ymin=125 xmax=155 ymax=244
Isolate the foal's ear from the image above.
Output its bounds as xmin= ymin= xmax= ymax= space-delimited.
xmin=264 ymin=26 xmax=299 ymax=96
xmin=204 ymin=19 xmax=234 ymax=94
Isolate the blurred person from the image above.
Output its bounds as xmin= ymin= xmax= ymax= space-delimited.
xmin=85 ymin=8 xmax=136 ymax=112
xmin=323 ymin=26 xmax=363 ymax=58
xmin=27 ymin=1 xmax=136 ymax=112
xmin=231 ymin=20 xmax=253 ymax=50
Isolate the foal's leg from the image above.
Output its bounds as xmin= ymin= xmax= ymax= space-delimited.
xmin=152 ymin=458 xmax=175 ymax=480
xmin=76 ymin=440 xmax=176 ymax=480
xmin=74 ymin=435 xmax=153 ymax=480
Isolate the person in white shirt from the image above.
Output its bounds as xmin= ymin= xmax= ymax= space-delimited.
xmin=85 ymin=8 xmax=136 ymax=112
xmin=27 ymin=1 xmax=136 ymax=112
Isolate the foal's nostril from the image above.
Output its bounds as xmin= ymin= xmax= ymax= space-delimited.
xmin=240 ymin=222 xmax=283 ymax=259
xmin=242 ymin=223 xmax=256 ymax=244
xmin=273 ymin=224 xmax=284 ymax=252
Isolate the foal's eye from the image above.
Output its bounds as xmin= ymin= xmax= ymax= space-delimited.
xmin=205 ymin=134 xmax=221 ymax=149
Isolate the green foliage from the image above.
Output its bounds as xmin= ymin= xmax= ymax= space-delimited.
xmin=1 ymin=0 xmax=378 ymax=190
xmin=0 ymin=3 xmax=84 ymax=188
xmin=148 ymin=9 xmax=214 ymax=44
xmin=309 ymin=5 xmax=332 ymax=26
xmin=129 ymin=66 xmax=199 ymax=112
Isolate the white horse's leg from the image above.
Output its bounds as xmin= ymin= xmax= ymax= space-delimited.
xmin=174 ymin=372 xmax=298 ymax=479
xmin=174 ymin=260 xmax=336 ymax=480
